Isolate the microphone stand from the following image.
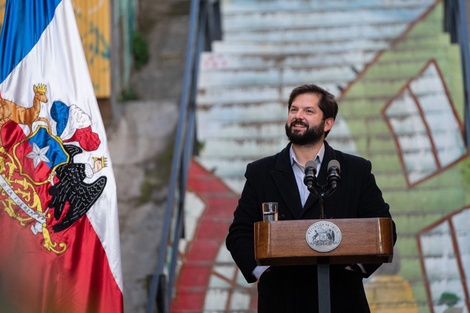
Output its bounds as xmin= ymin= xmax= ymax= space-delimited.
xmin=306 ymin=179 xmax=336 ymax=219
xmin=306 ymin=178 xmax=338 ymax=313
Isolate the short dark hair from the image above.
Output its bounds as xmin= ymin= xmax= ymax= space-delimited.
xmin=288 ymin=84 xmax=338 ymax=121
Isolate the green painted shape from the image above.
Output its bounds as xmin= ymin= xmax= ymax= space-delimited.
xmin=338 ymin=2 xmax=468 ymax=311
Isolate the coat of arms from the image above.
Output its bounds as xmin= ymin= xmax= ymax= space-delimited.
xmin=0 ymin=84 xmax=108 ymax=254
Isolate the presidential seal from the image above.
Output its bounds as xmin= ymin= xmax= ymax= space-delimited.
xmin=305 ymin=221 xmax=342 ymax=252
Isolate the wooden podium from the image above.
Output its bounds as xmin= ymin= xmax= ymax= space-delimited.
xmin=255 ymin=217 xmax=394 ymax=265
xmin=254 ymin=218 xmax=394 ymax=313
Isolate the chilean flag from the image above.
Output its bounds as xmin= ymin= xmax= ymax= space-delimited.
xmin=0 ymin=1 xmax=123 ymax=312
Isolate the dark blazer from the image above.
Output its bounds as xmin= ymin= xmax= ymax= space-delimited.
xmin=226 ymin=141 xmax=396 ymax=313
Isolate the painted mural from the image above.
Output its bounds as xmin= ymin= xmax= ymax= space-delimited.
xmin=71 ymin=1 xmax=111 ymax=98
xmin=179 ymin=0 xmax=470 ymax=312
xmin=339 ymin=3 xmax=469 ymax=311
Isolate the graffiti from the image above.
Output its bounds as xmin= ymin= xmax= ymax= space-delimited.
xmin=80 ymin=22 xmax=110 ymax=65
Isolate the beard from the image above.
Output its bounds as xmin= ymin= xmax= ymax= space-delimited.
xmin=285 ymin=119 xmax=325 ymax=146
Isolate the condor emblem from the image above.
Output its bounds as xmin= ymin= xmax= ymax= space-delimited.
xmin=305 ymin=221 xmax=342 ymax=252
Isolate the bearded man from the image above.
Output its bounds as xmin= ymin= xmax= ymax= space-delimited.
xmin=226 ymin=84 xmax=396 ymax=313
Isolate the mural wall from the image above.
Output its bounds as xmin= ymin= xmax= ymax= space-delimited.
xmin=188 ymin=0 xmax=470 ymax=312
xmin=339 ymin=3 xmax=469 ymax=312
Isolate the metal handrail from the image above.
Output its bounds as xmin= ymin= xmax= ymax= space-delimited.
xmin=444 ymin=0 xmax=470 ymax=145
xmin=145 ymin=1 xmax=222 ymax=313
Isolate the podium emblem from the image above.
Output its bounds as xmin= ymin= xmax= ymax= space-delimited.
xmin=306 ymin=221 xmax=342 ymax=252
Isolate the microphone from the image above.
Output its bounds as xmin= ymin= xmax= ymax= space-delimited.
xmin=303 ymin=160 xmax=317 ymax=190
xmin=327 ymin=160 xmax=341 ymax=190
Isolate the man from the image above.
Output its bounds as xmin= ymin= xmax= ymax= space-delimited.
xmin=226 ymin=84 xmax=396 ymax=313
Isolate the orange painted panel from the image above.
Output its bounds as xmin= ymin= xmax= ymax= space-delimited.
xmin=71 ymin=0 xmax=111 ymax=98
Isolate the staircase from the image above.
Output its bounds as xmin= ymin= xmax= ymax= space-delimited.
xmin=196 ymin=0 xmax=435 ymax=194
xmin=176 ymin=0 xmax=438 ymax=312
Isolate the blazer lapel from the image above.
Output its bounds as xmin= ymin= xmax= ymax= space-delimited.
xmin=271 ymin=144 xmax=303 ymax=218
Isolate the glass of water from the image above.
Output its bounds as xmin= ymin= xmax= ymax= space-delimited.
xmin=262 ymin=202 xmax=278 ymax=222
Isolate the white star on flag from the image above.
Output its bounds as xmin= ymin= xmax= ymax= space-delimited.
xmin=26 ymin=143 xmax=51 ymax=168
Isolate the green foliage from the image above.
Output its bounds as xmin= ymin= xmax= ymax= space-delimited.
xmin=118 ymin=88 xmax=139 ymax=102
xmin=138 ymin=136 xmax=174 ymax=205
xmin=132 ymin=30 xmax=149 ymax=70
xmin=196 ymin=140 xmax=205 ymax=154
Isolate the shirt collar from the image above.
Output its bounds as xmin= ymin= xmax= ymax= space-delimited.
xmin=290 ymin=143 xmax=325 ymax=167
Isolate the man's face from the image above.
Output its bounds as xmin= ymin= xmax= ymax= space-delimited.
xmin=285 ymin=93 xmax=333 ymax=146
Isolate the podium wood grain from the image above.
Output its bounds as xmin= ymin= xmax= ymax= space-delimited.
xmin=254 ymin=218 xmax=393 ymax=266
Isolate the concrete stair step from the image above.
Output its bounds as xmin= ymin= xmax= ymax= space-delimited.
xmin=198 ymin=56 xmax=438 ymax=91
xmin=222 ymin=7 xmax=432 ymax=32
xmin=197 ymin=120 xmax=286 ymax=141
xmin=197 ymin=102 xmax=285 ymax=123
xmin=222 ymin=0 xmax=434 ymax=14
xmin=199 ymin=51 xmax=377 ymax=70
xmin=223 ymin=22 xmax=410 ymax=42
xmin=196 ymin=84 xmax=342 ymax=106
xmin=198 ymin=65 xmax=360 ymax=87
xmin=199 ymin=137 xmax=289 ymax=158
xmin=211 ymin=39 xmax=390 ymax=54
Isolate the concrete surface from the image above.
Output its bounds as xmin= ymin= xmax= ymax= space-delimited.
xmin=107 ymin=1 xmax=190 ymax=312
